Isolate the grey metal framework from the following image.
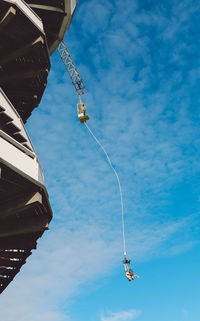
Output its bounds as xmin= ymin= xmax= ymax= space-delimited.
xmin=57 ymin=40 xmax=87 ymax=97
xmin=0 ymin=159 xmax=52 ymax=294
xmin=0 ymin=0 xmax=76 ymax=123
xmin=0 ymin=0 xmax=76 ymax=294
xmin=23 ymin=0 xmax=78 ymax=55
xmin=0 ymin=0 xmax=50 ymax=123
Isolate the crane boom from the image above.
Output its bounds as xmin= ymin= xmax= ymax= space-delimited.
xmin=57 ymin=40 xmax=87 ymax=97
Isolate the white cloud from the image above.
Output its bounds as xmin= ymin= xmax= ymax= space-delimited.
xmin=101 ymin=309 xmax=142 ymax=321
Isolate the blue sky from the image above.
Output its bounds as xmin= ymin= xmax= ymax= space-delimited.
xmin=1 ymin=0 xmax=200 ymax=320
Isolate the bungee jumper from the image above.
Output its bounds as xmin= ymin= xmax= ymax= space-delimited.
xmin=123 ymin=257 xmax=139 ymax=281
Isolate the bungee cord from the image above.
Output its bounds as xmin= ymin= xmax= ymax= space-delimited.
xmin=84 ymin=123 xmax=127 ymax=257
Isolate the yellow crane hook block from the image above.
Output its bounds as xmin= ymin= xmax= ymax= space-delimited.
xmin=77 ymin=102 xmax=90 ymax=124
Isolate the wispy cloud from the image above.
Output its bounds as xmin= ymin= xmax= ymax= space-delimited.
xmin=101 ymin=309 xmax=142 ymax=321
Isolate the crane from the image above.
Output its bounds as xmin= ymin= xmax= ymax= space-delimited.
xmin=57 ymin=40 xmax=89 ymax=123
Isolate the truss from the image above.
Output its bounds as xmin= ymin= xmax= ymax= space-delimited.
xmin=57 ymin=40 xmax=87 ymax=97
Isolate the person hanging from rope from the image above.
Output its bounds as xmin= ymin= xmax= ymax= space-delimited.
xmin=123 ymin=257 xmax=139 ymax=281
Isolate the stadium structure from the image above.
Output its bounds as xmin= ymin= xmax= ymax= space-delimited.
xmin=0 ymin=0 xmax=77 ymax=294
